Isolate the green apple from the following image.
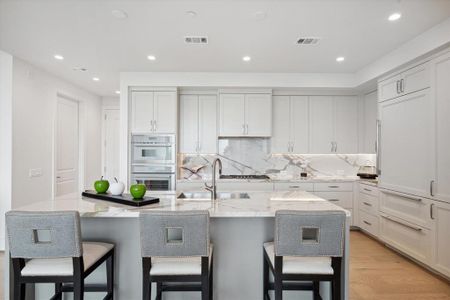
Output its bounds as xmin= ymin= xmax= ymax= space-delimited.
xmin=94 ymin=176 xmax=109 ymax=194
xmin=130 ymin=184 xmax=146 ymax=200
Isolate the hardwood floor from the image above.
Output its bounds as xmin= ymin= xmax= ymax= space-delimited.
xmin=350 ymin=231 xmax=450 ymax=300
xmin=0 ymin=234 xmax=448 ymax=299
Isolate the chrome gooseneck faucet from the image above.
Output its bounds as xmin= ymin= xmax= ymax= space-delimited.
xmin=205 ymin=158 xmax=222 ymax=200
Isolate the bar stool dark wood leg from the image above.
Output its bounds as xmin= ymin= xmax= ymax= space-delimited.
xmin=54 ymin=283 xmax=63 ymax=300
xmin=73 ymin=257 xmax=85 ymax=300
xmin=313 ymin=281 xmax=320 ymax=300
xmin=332 ymin=257 xmax=342 ymax=300
xmin=106 ymin=249 xmax=115 ymax=299
xmin=263 ymin=252 xmax=269 ymax=300
xmin=274 ymin=256 xmax=283 ymax=300
xmin=142 ymin=258 xmax=151 ymax=300
xmin=201 ymin=256 xmax=210 ymax=300
xmin=156 ymin=282 xmax=162 ymax=300
xmin=209 ymin=254 xmax=214 ymax=300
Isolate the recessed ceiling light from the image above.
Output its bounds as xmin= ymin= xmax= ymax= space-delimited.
xmin=185 ymin=11 xmax=197 ymax=18
xmin=388 ymin=12 xmax=402 ymax=21
xmin=242 ymin=56 xmax=251 ymax=62
xmin=111 ymin=9 xmax=128 ymax=19
xmin=115 ymin=90 xmax=120 ymax=95
xmin=336 ymin=56 xmax=345 ymax=62
xmin=54 ymin=54 xmax=64 ymax=60
xmin=147 ymin=55 xmax=156 ymax=61
xmin=92 ymin=77 xmax=100 ymax=81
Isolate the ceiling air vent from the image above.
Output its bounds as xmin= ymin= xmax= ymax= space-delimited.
xmin=296 ymin=37 xmax=321 ymax=45
xmin=184 ymin=36 xmax=208 ymax=44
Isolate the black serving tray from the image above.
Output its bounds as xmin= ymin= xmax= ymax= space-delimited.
xmin=82 ymin=190 xmax=160 ymax=207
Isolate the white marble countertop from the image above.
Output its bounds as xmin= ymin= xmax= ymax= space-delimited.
xmin=178 ymin=176 xmax=378 ymax=184
xmin=13 ymin=191 xmax=350 ymax=218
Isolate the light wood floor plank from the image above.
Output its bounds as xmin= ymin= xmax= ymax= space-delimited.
xmin=350 ymin=231 xmax=450 ymax=300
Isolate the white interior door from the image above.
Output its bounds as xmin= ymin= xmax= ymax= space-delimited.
xmin=56 ymin=96 xmax=79 ymax=196
xmin=104 ymin=109 xmax=120 ymax=181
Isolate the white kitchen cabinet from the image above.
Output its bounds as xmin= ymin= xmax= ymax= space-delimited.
xmin=309 ymin=96 xmax=334 ymax=153
xmin=334 ymin=96 xmax=358 ymax=153
xmin=309 ymin=96 xmax=358 ymax=154
xmin=218 ymin=181 xmax=273 ymax=191
xmin=359 ymin=210 xmax=379 ymax=237
xmin=378 ymin=89 xmax=434 ymax=198
xmin=431 ymin=200 xmax=450 ymax=277
xmin=378 ymin=62 xmax=430 ymax=102
xmin=379 ymin=212 xmax=432 ymax=265
xmin=179 ymin=94 xmax=217 ymax=153
xmin=131 ymin=91 xmax=154 ymax=133
xmin=219 ymin=93 xmax=271 ymax=137
xmin=131 ymin=90 xmax=177 ymax=133
xmin=272 ymin=96 xmax=308 ymax=153
xmin=219 ymin=93 xmax=245 ymax=136
xmin=245 ymin=94 xmax=272 ymax=136
xmin=363 ymin=91 xmax=378 ymax=153
xmin=432 ymin=51 xmax=450 ymax=203
xmin=357 ymin=183 xmax=380 ymax=238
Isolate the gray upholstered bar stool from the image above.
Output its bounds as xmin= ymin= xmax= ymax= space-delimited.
xmin=6 ymin=211 xmax=115 ymax=300
xmin=263 ymin=210 xmax=345 ymax=300
xmin=139 ymin=210 xmax=213 ymax=300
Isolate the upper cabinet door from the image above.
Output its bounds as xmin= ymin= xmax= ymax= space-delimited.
xmin=309 ymin=96 xmax=334 ymax=153
xmin=272 ymin=96 xmax=291 ymax=153
xmin=179 ymin=95 xmax=199 ymax=153
xmin=219 ymin=94 xmax=246 ymax=136
xmin=378 ymin=74 xmax=402 ymax=102
xmin=245 ymin=94 xmax=272 ymax=137
xmin=334 ymin=96 xmax=358 ymax=153
xmin=379 ymin=90 xmax=434 ymax=198
xmin=131 ymin=91 xmax=154 ymax=133
xmin=153 ymin=91 xmax=177 ymax=133
xmin=433 ymin=52 xmax=450 ymax=203
xmin=363 ymin=91 xmax=378 ymax=154
xmin=198 ymin=95 xmax=217 ymax=153
xmin=290 ymin=96 xmax=309 ymax=153
xmin=402 ymin=63 xmax=430 ymax=95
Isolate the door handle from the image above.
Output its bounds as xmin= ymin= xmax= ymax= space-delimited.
xmin=400 ymin=79 xmax=405 ymax=93
xmin=376 ymin=119 xmax=381 ymax=175
xmin=430 ymin=203 xmax=435 ymax=220
xmin=381 ymin=189 xmax=422 ymax=202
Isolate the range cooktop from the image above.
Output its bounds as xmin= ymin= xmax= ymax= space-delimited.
xmin=219 ymin=174 xmax=270 ymax=180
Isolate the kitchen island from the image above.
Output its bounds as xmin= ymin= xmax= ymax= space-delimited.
xmin=5 ymin=191 xmax=350 ymax=300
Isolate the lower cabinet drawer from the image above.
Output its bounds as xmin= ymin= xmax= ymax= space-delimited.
xmin=379 ymin=189 xmax=432 ymax=229
xmin=360 ymin=184 xmax=379 ymax=197
xmin=314 ymin=182 xmax=353 ymax=192
xmin=380 ymin=213 xmax=432 ymax=264
xmin=313 ymin=191 xmax=353 ymax=209
xmin=218 ymin=182 xmax=274 ymax=191
xmin=273 ymin=182 xmax=314 ymax=192
xmin=359 ymin=192 xmax=379 ymax=215
xmin=359 ymin=210 xmax=379 ymax=237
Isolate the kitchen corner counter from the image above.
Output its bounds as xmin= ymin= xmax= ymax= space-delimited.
xmin=12 ymin=191 xmax=350 ymax=218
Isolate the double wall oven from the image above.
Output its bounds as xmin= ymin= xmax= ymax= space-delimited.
xmin=130 ymin=134 xmax=176 ymax=192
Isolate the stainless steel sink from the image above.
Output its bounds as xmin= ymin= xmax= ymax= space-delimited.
xmin=177 ymin=192 xmax=250 ymax=200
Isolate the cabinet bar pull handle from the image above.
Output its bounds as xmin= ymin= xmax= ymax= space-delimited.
xmin=364 ymin=188 xmax=372 ymax=192
xmin=401 ymin=79 xmax=405 ymax=93
xmin=363 ymin=202 xmax=372 ymax=207
xmin=381 ymin=214 xmax=422 ymax=231
xmin=150 ymin=120 xmax=154 ymax=131
xmin=430 ymin=180 xmax=435 ymax=197
xmin=382 ymin=189 xmax=422 ymax=202
xmin=289 ymin=186 xmax=300 ymax=189
xmin=330 ymin=142 xmax=334 ymax=152
xmin=154 ymin=120 xmax=157 ymax=131
xmin=242 ymin=124 xmax=245 ymax=135
xmin=328 ymin=199 xmax=339 ymax=202
xmin=363 ymin=221 xmax=372 ymax=226
xmin=328 ymin=185 xmax=340 ymax=188
xmin=430 ymin=203 xmax=434 ymax=220
xmin=376 ymin=119 xmax=381 ymax=175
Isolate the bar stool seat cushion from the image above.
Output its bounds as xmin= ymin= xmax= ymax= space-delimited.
xmin=263 ymin=242 xmax=333 ymax=275
xmin=21 ymin=242 xmax=114 ymax=277
xmin=150 ymin=244 xmax=213 ymax=276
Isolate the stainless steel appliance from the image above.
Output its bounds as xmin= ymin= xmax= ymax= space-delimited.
xmin=130 ymin=135 xmax=176 ymax=191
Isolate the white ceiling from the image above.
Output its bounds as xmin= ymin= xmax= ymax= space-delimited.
xmin=1 ymin=0 xmax=450 ymax=97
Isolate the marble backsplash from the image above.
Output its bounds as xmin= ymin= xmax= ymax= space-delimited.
xmin=178 ymin=138 xmax=376 ymax=180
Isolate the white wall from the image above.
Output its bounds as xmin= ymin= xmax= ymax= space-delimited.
xmin=0 ymin=50 xmax=13 ymax=250
xmin=11 ymin=58 xmax=103 ymax=208
xmin=102 ymin=96 xmax=120 ymax=108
